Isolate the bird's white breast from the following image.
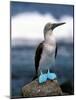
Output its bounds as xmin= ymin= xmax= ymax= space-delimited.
xmin=44 ymin=43 xmax=56 ymax=54
xmin=44 ymin=34 xmax=56 ymax=55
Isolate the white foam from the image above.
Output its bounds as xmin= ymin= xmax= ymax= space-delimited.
xmin=12 ymin=12 xmax=73 ymax=43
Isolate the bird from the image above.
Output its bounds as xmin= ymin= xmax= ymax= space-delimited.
xmin=33 ymin=22 xmax=65 ymax=81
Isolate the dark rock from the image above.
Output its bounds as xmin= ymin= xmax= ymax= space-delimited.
xmin=60 ymin=81 xmax=74 ymax=95
xmin=22 ymin=79 xmax=63 ymax=97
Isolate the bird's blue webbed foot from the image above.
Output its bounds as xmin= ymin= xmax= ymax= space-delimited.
xmin=38 ymin=69 xmax=57 ymax=84
xmin=38 ymin=71 xmax=47 ymax=84
xmin=47 ymin=69 xmax=57 ymax=80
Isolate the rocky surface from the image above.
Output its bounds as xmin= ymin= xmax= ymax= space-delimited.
xmin=22 ymin=79 xmax=63 ymax=97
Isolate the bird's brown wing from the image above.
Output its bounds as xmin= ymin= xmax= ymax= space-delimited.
xmin=55 ymin=43 xmax=58 ymax=58
xmin=35 ymin=41 xmax=44 ymax=76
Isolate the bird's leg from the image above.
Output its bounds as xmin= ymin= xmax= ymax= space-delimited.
xmin=40 ymin=70 xmax=43 ymax=75
xmin=47 ymin=68 xmax=57 ymax=80
xmin=47 ymin=68 xmax=50 ymax=74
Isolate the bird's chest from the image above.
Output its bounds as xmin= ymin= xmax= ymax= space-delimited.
xmin=39 ymin=43 xmax=56 ymax=72
xmin=40 ymin=44 xmax=56 ymax=65
xmin=43 ymin=43 xmax=56 ymax=56
xmin=44 ymin=35 xmax=56 ymax=55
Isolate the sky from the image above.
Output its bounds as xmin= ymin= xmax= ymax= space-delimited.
xmin=11 ymin=1 xmax=74 ymax=43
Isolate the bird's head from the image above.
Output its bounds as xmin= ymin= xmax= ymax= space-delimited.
xmin=44 ymin=22 xmax=66 ymax=36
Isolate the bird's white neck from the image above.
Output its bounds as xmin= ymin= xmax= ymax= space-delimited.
xmin=44 ymin=31 xmax=56 ymax=45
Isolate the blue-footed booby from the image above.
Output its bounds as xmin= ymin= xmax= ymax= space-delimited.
xmin=33 ymin=22 xmax=65 ymax=81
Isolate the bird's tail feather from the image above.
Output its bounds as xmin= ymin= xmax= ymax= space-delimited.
xmin=32 ymin=71 xmax=38 ymax=81
xmin=32 ymin=75 xmax=38 ymax=81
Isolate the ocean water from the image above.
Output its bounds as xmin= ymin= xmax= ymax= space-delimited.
xmin=11 ymin=41 xmax=74 ymax=97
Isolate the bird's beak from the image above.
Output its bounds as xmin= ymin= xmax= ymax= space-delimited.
xmin=52 ymin=22 xmax=66 ymax=30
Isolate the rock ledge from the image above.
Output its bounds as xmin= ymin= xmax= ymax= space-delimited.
xmin=22 ymin=79 xmax=63 ymax=97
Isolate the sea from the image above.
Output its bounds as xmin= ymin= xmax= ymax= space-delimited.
xmin=11 ymin=40 xmax=74 ymax=97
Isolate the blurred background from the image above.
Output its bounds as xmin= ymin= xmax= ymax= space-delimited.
xmin=11 ymin=1 xmax=74 ymax=98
